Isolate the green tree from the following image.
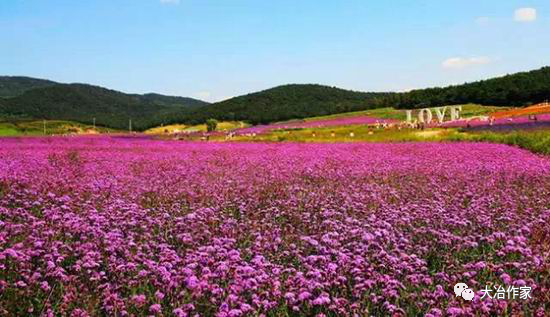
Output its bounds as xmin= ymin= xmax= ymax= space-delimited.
xmin=206 ymin=119 xmax=218 ymax=132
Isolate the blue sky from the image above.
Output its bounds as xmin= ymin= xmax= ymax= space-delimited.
xmin=1 ymin=0 xmax=549 ymax=102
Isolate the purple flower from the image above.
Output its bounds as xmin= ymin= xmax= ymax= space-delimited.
xmin=0 ymin=137 xmax=548 ymax=316
xmin=446 ymin=307 xmax=462 ymax=316
xmin=500 ymin=273 xmax=512 ymax=284
xmin=228 ymin=309 xmax=242 ymax=317
xmin=312 ymin=294 xmax=331 ymax=305
xmin=131 ymin=294 xmax=146 ymax=307
xmin=149 ymin=304 xmax=161 ymax=314
xmin=186 ymin=276 xmax=199 ymax=290
xmin=154 ymin=290 xmax=165 ymax=301
xmin=298 ymin=291 xmax=311 ymax=301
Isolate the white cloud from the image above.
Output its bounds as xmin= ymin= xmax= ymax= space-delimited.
xmin=193 ymin=92 xmax=234 ymax=102
xmin=160 ymin=0 xmax=180 ymax=5
xmin=216 ymin=96 xmax=234 ymax=102
xmin=442 ymin=56 xmax=492 ymax=69
xmin=195 ymin=91 xmax=211 ymax=101
xmin=397 ymin=87 xmax=417 ymax=93
xmin=476 ymin=17 xmax=490 ymax=26
xmin=514 ymin=8 xmax=537 ymax=22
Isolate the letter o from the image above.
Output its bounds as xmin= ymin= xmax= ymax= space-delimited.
xmin=418 ymin=108 xmax=433 ymax=124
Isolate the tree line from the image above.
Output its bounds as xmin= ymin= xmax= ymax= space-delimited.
xmin=1 ymin=67 xmax=549 ymax=130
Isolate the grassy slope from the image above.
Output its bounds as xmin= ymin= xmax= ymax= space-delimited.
xmin=0 ymin=124 xmax=19 ymax=136
xmin=145 ymin=121 xmax=247 ymax=134
xmin=193 ymin=84 xmax=392 ymax=124
xmin=449 ymin=129 xmax=550 ymax=155
xmin=182 ymin=121 xmax=247 ymax=132
xmin=300 ymin=104 xmax=511 ymax=123
xmin=200 ymin=104 xmax=550 ymax=155
xmin=211 ymin=124 xmax=462 ymax=143
xmin=0 ymin=83 xmax=209 ymax=131
xmin=145 ymin=124 xmax=188 ymax=134
xmin=219 ymin=124 xmax=550 ymax=155
xmin=5 ymin=104 xmax=548 ymax=157
xmin=141 ymin=104 xmax=507 ymax=133
xmin=0 ymin=120 xmax=116 ymax=136
xmin=0 ymin=76 xmax=57 ymax=98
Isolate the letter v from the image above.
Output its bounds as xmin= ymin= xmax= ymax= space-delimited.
xmin=435 ymin=107 xmax=447 ymax=123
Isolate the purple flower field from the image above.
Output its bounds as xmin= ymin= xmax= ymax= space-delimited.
xmin=1 ymin=137 xmax=549 ymax=316
xmin=442 ymin=114 xmax=550 ymax=128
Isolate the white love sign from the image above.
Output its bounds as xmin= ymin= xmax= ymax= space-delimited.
xmin=405 ymin=106 xmax=462 ymax=124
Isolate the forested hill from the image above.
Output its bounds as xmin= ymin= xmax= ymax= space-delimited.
xmin=0 ymin=76 xmax=57 ymax=98
xmin=171 ymin=67 xmax=550 ymax=126
xmin=0 ymin=83 xmax=209 ymax=130
xmin=179 ymin=84 xmax=393 ymax=125
xmin=1 ymin=66 xmax=549 ymax=130
xmin=389 ymin=66 xmax=550 ymax=109
xmin=132 ymin=93 xmax=208 ymax=108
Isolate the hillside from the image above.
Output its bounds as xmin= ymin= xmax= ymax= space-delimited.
xmin=133 ymin=93 xmax=208 ymax=108
xmin=170 ymin=67 xmax=550 ymax=126
xmin=0 ymin=76 xmax=57 ymax=98
xmin=2 ymin=66 xmax=549 ymax=130
xmin=0 ymin=83 xmax=209 ymax=130
xmin=0 ymin=119 xmax=116 ymax=136
xmin=389 ymin=66 xmax=550 ymax=109
xmin=179 ymin=84 xmax=392 ymax=125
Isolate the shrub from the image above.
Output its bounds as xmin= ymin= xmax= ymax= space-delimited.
xmin=206 ymin=119 xmax=218 ymax=132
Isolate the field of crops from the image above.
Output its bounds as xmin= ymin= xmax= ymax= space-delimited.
xmin=443 ymin=114 xmax=550 ymax=128
xmin=0 ymin=120 xmax=114 ymax=136
xmin=1 ymin=137 xmax=549 ymax=316
xmin=234 ymin=116 xmax=397 ymax=135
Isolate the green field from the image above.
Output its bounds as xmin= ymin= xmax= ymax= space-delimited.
xmin=0 ymin=125 xmax=19 ymax=136
xmin=218 ymin=124 xmax=550 ymax=155
xmin=449 ymin=129 xmax=550 ymax=155
xmin=0 ymin=120 xmax=116 ymax=136
xmin=4 ymin=104 xmax=549 ymax=157
xmin=225 ymin=125 xmax=459 ymax=143
xmin=299 ymin=104 xmax=511 ymax=123
xmin=200 ymin=103 xmax=550 ymax=156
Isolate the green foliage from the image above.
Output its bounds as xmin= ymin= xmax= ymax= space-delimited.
xmin=0 ymin=76 xmax=57 ymax=98
xmin=450 ymin=129 xmax=550 ymax=155
xmin=1 ymin=66 xmax=550 ymax=130
xmin=184 ymin=84 xmax=393 ymax=125
xmin=205 ymin=119 xmax=218 ymax=132
xmin=302 ymin=104 xmax=507 ymax=123
xmin=0 ymin=120 xmax=116 ymax=136
xmin=0 ymin=124 xmax=19 ymax=136
xmin=220 ymin=122 xmax=550 ymax=157
xmin=0 ymin=83 xmax=209 ymax=131
xmin=390 ymin=67 xmax=550 ymax=109
xmin=132 ymin=93 xmax=208 ymax=108
xmin=222 ymin=125 xmax=459 ymax=143
xmin=177 ymin=67 xmax=550 ymax=125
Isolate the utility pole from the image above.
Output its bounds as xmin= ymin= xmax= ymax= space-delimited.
xmin=129 ymin=119 xmax=132 ymax=133
xmin=43 ymin=120 xmax=46 ymax=135
xmin=93 ymin=117 xmax=96 ymax=129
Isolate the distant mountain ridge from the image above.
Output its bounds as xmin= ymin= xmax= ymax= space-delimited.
xmin=0 ymin=76 xmax=57 ymax=98
xmin=0 ymin=79 xmax=209 ymax=130
xmin=179 ymin=84 xmax=393 ymax=125
xmin=1 ymin=66 xmax=549 ymax=130
xmin=171 ymin=66 xmax=550 ymax=126
xmin=386 ymin=66 xmax=550 ymax=109
xmin=133 ymin=93 xmax=207 ymax=108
